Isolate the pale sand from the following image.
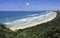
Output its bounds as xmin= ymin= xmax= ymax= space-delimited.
xmin=7 ymin=12 xmax=57 ymax=31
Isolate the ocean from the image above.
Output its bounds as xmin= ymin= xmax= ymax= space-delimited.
xmin=0 ymin=11 xmax=57 ymax=30
xmin=0 ymin=11 xmax=50 ymax=25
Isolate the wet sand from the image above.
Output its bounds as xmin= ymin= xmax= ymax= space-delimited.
xmin=6 ymin=12 xmax=57 ymax=31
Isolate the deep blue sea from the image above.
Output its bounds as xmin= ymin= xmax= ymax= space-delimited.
xmin=0 ymin=11 xmax=49 ymax=24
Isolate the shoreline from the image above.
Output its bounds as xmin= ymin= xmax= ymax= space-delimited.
xmin=6 ymin=12 xmax=57 ymax=31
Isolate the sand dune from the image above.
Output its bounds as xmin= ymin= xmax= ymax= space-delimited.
xmin=5 ymin=12 xmax=57 ymax=31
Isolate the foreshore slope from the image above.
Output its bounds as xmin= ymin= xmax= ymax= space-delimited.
xmin=6 ymin=12 xmax=57 ymax=31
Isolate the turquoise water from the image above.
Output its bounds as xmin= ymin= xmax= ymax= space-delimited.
xmin=0 ymin=11 xmax=49 ymax=24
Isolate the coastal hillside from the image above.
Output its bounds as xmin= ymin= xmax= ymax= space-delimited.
xmin=0 ymin=11 xmax=60 ymax=38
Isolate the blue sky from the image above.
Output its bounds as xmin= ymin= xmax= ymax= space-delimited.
xmin=0 ymin=0 xmax=60 ymax=11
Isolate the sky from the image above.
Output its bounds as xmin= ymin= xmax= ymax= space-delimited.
xmin=0 ymin=0 xmax=60 ymax=11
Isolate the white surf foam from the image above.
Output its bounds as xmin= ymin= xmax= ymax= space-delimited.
xmin=5 ymin=11 xmax=57 ymax=31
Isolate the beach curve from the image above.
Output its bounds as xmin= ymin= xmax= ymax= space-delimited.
xmin=5 ymin=11 xmax=57 ymax=31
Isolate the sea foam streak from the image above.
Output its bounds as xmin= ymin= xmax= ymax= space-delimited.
xmin=5 ymin=11 xmax=57 ymax=31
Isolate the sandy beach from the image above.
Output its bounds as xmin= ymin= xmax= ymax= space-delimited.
xmin=6 ymin=12 xmax=57 ymax=31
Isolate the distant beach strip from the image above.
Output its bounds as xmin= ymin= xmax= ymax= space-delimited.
xmin=5 ymin=11 xmax=57 ymax=31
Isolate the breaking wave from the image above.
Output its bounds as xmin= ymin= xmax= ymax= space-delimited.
xmin=3 ymin=11 xmax=57 ymax=31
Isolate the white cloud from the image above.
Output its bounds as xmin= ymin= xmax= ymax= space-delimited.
xmin=26 ymin=2 xmax=30 ymax=6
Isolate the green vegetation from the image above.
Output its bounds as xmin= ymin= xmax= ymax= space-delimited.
xmin=0 ymin=24 xmax=17 ymax=38
xmin=0 ymin=11 xmax=60 ymax=38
